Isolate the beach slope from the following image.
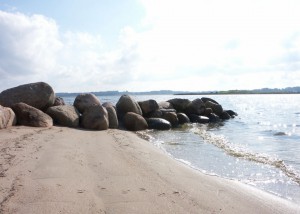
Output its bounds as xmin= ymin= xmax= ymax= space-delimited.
xmin=0 ymin=126 xmax=299 ymax=213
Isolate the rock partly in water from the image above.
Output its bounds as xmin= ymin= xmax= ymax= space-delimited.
xmin=147 ymin=118 xmax=171 ymax=130
xmin=123 ymin=112 xmax=148 ymax=131
xmin=46 ymin=105 xmax=80 ymax=128
xmin=138 ymin=99 xmax=159 ymax=115
xmin=188 ymin=114 xmax=210 ymax=123
xmin=0 ymin=105 xmax=16 ymax=129
xmin=81 ymin=105 xmax=109 ymax=130
xmin=204 ymin=101 xmax=223 ymax=116
xmin=177 ymin=113 xmax=190 ymax=124
xmin=220 ymin=111 xmax=231 ymax=120
xmin=53 ymin=97 xmax=66 ymax=106
xmin=185 ymin=99 xmax=206 ymax=115
xmin=162 ymin=112 xmax=179 ymax=127
xmin=0 ymin=82 xmax=55 ymax=110
xmin=201 ymin=97 xmax=219 ymax=105
xmin=116 ymin=95 xmax=142 ymax=120
xmin=73 ymin=93 xmax=101 ymax=114
xmin=12 ymin=102 xmax=53 ymax=127
xmin=208 ymin=113 xmax=220 ymax=123
xmin=226 ymin=110 xmax=238 ymax=117
xmin=167 ymin=98 xmax=191 ymax=113
xmin=105 ymin=106 xmax=118 ymax=129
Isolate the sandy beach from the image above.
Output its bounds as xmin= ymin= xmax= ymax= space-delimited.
xmin=0 ymin=126 xmax=299 ymax=214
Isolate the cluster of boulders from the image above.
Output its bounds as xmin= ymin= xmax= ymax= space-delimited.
xmin=0 ymin=82 xmax=237 ymax=131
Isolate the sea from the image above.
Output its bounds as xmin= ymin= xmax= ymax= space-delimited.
xmin=62 ymin=94 xmax=300 ymax=203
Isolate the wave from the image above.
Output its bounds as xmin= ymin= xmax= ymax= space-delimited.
xmin=193 ymin=127 xmax=300 ymax=185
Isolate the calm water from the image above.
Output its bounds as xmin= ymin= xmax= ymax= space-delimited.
xmin=62 ymin=94 xmax=300 ymax=203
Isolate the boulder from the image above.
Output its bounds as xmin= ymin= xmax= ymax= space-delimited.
xmin=105 ymin=106 xmax=118 ymax=129
xmin=123 ymin=112 xmax=148 ymax=131
xmin=0 ymin=82 xmax=55 ymax=110
xmin=226 ymin=110 xmax=238 ymax=117
xmin=167 ymin=98 xmax=191 ymax=112
xmin=189 ymin=114 xmax=210 ymax=123
xmin=116 ymin=95 xmax=142 ymax=120
xmin=177 ymin=113 xmax=190 ymax=124
xmin=204 ymin=101 xmax=223 ymax=116
xmin=147 ymin=118 xmax=171 ymax=130
xmin=162 ymin=112 xmax=178 ymax=127
xmin=12 ymin=103 xmax=53 ymax=127
xmin=53 ymin=97 xmax=66 ymax=106
xmin=220 ymin=111 xmax=231 ymax=120
xmin=203 ymin=108 xmax=213 ymax=117
xmin=0 ymin=105 xmax=16 ymax=129
xmin=46 ymin=105 xmax=80 ymax=128
xmin=185 ymin=99 xmax=206 ymax=115
xmin=102 ymin=102 xmax=115 ymax=109
xmin=138 ymin=99 xmax=159 ymax=115
xmin=158 ymin=101 xmax=174 ymax=109
xmin=208 ymin=113 xmax=220 ymax=123
xmin=81 ymin=105 xmax=109 ymax=130
xmin=73 ymin=93 xmax=101 ymax=114
xmin=148 ymin=110 xmax=163 ymax=118
xmin=201 ymin=97 xmax=219 ymax=105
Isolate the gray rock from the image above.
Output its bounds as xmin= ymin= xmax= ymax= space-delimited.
xmin=53 ymin=97 xmax=66 ymax=106
xmin=138 ymin=99 xmax=159 ymax=115
xmin=105 ymin=106 xmax=118 ymax=129
xmin=46 ymin=105 xmax=80 ymax=128
xmin=81 ymin=105 xmax=109 ymax=130
xmin=204 ymin=101 xmax=223 ymax=116
xmin=189 ymin=114 xmax=210 ymax=123
xmin=73 ymin=93 xmax=101 ymax=114
xmin=147 ymin=118 xmax=171 ymax=130
xmin=177 ymin=113 xmax=190 ymax=124
xmin=123 ymin=112 xmax=148 ymax=131
xmin=148 ymin=110 xmax=163 ymax=118
xmin=226 ymin=110 xmax=238 ymax=117
xmin=116 ymin=95 xmax=142 ymax=120
xmin=12 ymin=102 xmax=53 ymax=127
xmin=158 ymin=101 xmax=174 ymax=109
xmin=208 ymin=113 xmax=220 ymax=123
xmin=204 ymin=108 xmax=213 ymax=117
xmin=167 ymin=98 xmax=191 ymax=112
xmin=220 ymin=111 xmax=231 ymax=120
xmin=0 ymin=105 xmax=16 ymax=129
xmin=102 ymin=102 xmax=115 ymax=108
xmin=185 ymin=99 xmax=206 ymax=115
xmin=201 ymin=97 xmax=219 ymax=105
xmin=162 ymin=112 xmax=178 ymax=127
xmin=0 ymin=82 xmax=55 ymax=110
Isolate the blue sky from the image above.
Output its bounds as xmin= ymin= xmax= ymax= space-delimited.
xmin=1 ymin=0 xmax=300 ymax=92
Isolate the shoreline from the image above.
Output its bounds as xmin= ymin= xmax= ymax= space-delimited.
xmin=1 ymin=126 xmax=299 ymax=213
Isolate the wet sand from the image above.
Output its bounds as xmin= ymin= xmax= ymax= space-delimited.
xmin=0 ymin=126 xmax=299 ymax=213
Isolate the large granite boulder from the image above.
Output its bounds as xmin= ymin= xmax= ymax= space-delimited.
xmin=162 ymin=112 xmax=178 ymax=127
xmin=123 ymin=112 xmax=148 ymax=131
xmin=73 ymin=93 xmax=101 ymax=114
xmin=0 ymin=105 xmax=16 ymax=129
xmin=138 ymin=99 xmax=159 ymax=115
xmin=177 ymin=113 xmax=190 ymax=124
xmin=0 ymin=82 xmax=55 ymax=110
xmin=105 ymin=106 xmax=118 ymax=129
xmin=12 ymin=103 xmax=53 ymax=127
xmin=185 ymin=99 xmax=206 ymax=115
xmin=167 ymin=98 xmax=191 ymax=112
xmin=81 ymin=105 xmax=109 ymax=130
xmin=204 ymin=101 xmax=223 ymax=116
xmin=53 ymin=97 xmax=66 ymax=106
xmin=189 ymin=114 xmax=210 ymax=123
xmin=116 ymin=95 xmax=142 ymax=120
xmin=46 ymin=105 xmax=80 ymax=128
xmin=147 ymin=118 xmax=171 ymax=130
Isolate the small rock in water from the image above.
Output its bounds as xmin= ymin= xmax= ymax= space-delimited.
xmin=274 ymin=132 xmax=287 ymax=136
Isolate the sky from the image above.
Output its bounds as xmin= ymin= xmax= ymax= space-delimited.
xmin=0 ymin=0 xmax=300 ymax=92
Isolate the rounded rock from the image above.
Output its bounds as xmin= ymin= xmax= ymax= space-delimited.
xmin=81 ymin=105 xmax=109 ymax=130
xmin=73 ymin=93 xmax=101 ymax=114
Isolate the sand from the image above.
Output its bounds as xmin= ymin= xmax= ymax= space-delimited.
xmin=0 ymin=126 xmax=299 ymax=214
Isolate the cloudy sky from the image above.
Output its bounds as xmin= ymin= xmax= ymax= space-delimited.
xmin=0 ymin=0 xmax=300 ymax=92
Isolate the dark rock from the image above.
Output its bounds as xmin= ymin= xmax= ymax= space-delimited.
xmin=116 ymin=95 xmax=142 ymax=120
xmin=105 ymin=106 xmax=118 ymax=129
xmin=208 ymin=113 xmax=220 ymax=123
xmin=123 ymin=112 xmax=148 ymax=131
xmin=102 ymin=102 xmax=115 ymax=108
xmin=203 ymin=108 xmax=213 ymax=117
xmin=46 ymin=105 xmax=80 ymax=128
xmin=204 ymin=101 xmax=223 ymax=116
xmin=81 ymin=105 xmax=109 ymax=130
xmin=12 ymin=102 xmax=53 ymax=127
xmin=188 ymin=114 xmax=210 ymax=123
xmin=0 ymin=105 xmax=16 ymax=129
xmin=148 ymin=110 xmax=163 ymax=118
xmin=201 ymin=97 xmax=219 ymax=105
xmin=53 ymin=97 xmax=65 ymax=106
xmin=220 ymin=111 xmax=231 ymax=120
xmin=0 ymin=82 xmax=55 ymax=110
xmin=73 ymin=93 xmax=101 ymax=114
xmin=158 ymin=101 xmax=174 ymax=109
xmin=138 ymin=99 xmax=159 ymax=115
xmin=147 ymin=118 xmax=171 ymax=130
xmin=226 ymin=110 xmax=238 ymax=117
xmin=177 ymin=113 xmax=190 ymax=124
xmin=162 ymin=112 xmax=178 ymax=127
xmin=167 ymin=98 xmax=191 ymax=112
xmin=185 ymin=99 xmax=206 ymax=115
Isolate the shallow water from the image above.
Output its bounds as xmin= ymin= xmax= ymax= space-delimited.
xmin=62 ymin=94 xmax=300 ymax=203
